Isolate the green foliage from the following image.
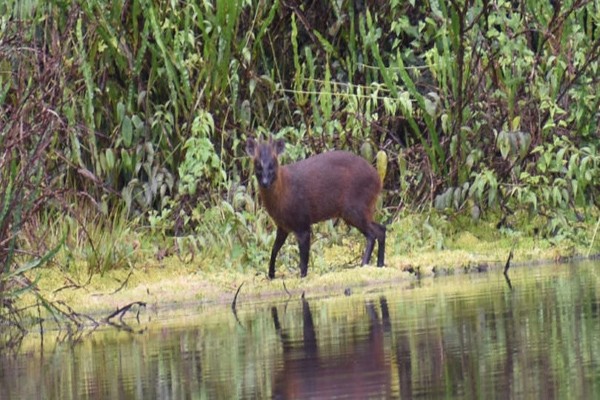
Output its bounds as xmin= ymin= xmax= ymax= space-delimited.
xmin=0 ymin=0 xmax=599 ymax=287
xmin=177 ymin=111 xmax=224 ymax=196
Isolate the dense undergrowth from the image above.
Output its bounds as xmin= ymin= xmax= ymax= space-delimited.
xmin=1 ymin=0 xmax=599 ymax=337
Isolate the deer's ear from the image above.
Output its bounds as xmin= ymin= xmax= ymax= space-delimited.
xmin=272 ymin=138 xmax=285 ymax=156
xmin=246 ymin=137 xmax=258 ymax=157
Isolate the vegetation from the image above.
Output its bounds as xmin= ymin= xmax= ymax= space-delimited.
xmin=0 ymin=0 xmax=599 ymax=334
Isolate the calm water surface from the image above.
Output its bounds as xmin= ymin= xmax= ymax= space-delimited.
xmin=2 ymin=262 xmax=600 ymax=399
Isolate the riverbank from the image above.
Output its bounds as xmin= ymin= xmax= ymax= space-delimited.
xmin=35 ymin=215 xmax=594 ymax=318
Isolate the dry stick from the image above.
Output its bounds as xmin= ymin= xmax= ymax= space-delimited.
xmin=231 ymin=282 xmax=245 ymax=328
xmin=109 ymin=267 xmax=135 ymax=295
xmin=56 ymin=300 xmax=99 ymax=328
xmin=231 ymin=282 xmax=244 ymax=312
xmin=53 ymin=277 xmax=88 ymax=294
xmin=37 ymin=300 xmax=44 ymax=351
xmin=503 ymin=248 xmax=515 ymax=291
xmin=504 ymin=249 xmax=514 ymax=276
xmin=89 ymin=266 xmax=136 ymax=297
xmin=282 ymin=280 xmax=292 ymax=298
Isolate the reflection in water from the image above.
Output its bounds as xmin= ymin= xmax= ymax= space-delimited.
xmin=2 ymin=263 xmax=600 ymax=399
xmin=271 ymin=297 xmax=392 ymax=399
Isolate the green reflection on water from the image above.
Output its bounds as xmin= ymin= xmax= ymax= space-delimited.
xmin=2 ymin=262 xmax=600 ymax=399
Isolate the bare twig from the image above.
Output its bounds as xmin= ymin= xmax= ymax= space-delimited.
xmin=231 ymin=282 xmax=245 ymax=328
xmin=55 ymin=300 xmax=99 ymax=330
xmin=231 ymin=282 xmax=245 ymax=312
xmin=108 ymin=267 xmax=135 ymax=295
xmin=504 ymin=249 xmax=514 ymax=276
xmin=282 ymin=280 xmax=291 ymax=298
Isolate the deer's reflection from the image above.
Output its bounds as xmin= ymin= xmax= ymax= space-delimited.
xmin=271 ymin=297 xmax=392 ymax=399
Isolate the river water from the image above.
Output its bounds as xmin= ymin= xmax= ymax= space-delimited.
xmin=2 ymin=262 xmax=600 ymax=399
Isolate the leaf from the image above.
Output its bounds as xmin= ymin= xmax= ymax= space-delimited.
xmin=518 ymin=131 xmax=531 ymax=159
xmin=561 ymin=188 xmax=569 ymax=204
xmin=132 ymin=115 xmax=144 ymax=131
xmin=527 ymin=192 xmax=538 ymax=210
xmin=398 ymin=92 xmax=412 ymax=115
xmin=453 ymin=187 xmax=462 ymax=210
xmin=434 ymin=192 xmax=446 ymax=210
xmin=121 ymin=149 xmax=132 ymax=172
xmin=360 ymin=142 xmax=373 ymax=160
xmin=552 ymin=186 xmax=562 ymax=206
xmin=376 ymin=150 xmax=388 ymax=183
xmin=117 ymin=102 xmax=125 ymax=122
xmin=105 ymin=149 xmax=115 ymax=170
xmin=424 ymin=96 xmax=437 ymax=117
xmin=511 ymin=116 xmax=521 ymax=131
xmin=122 ymin=116 xmax=133 ymax=147
xmin=556 ymin=148 xmax=566 ymax=165
xmin=497 ymin=131 xmax=510 ymax=159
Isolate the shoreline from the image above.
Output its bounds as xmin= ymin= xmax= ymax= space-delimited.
xmin=34 ymin=243 xmax=594 ymax=319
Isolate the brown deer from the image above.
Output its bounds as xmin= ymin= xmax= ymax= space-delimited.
xmin=246 ymin=137 xmax=385 ymax=278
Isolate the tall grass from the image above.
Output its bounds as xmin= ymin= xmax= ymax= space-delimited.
xmin=0 ymin=94 xmax=66 ymax=342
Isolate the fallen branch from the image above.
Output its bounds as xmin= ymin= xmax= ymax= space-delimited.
xmin=106 ymin=301 xmax=146 ymax=324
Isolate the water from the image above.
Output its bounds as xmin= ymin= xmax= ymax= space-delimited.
xmin=2 ymin=262 xmax=600 ymax=399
